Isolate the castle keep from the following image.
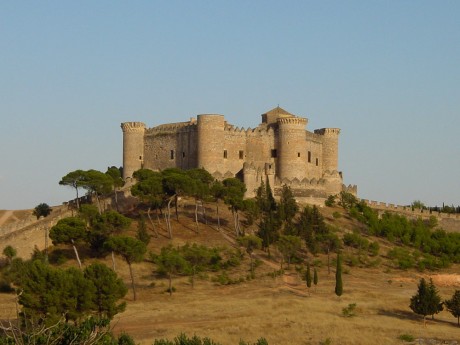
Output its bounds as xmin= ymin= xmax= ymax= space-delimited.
xmin=121 ymin=107 xmax=356 ymax=204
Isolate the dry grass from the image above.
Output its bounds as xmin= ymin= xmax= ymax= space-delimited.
xmin=1 ymin=201 xmax=460 ymax=344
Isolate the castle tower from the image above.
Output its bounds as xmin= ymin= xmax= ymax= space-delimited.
xmin=314 ymin=128 xmax=340 ymax=173
xmin=121 ymin=122 xmax=146 ymax=179
xmin=277 ymin=116 xmax=308 ymax=180
xmin=196 ymin=114 xmax=225 ymax=173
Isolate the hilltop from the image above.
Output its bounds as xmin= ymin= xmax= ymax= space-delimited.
xmin=1 ymin=197 xmax=460 ymax=344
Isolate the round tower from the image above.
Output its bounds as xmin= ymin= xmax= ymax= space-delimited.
xmin=121 ymin=122 xmax=146 ymax=180
xmin=314 ymin=128 xmax=340 ymax=173
xmin=277 ymin=117 xmax=308 ymax=180
xmin=196 ymin=114 xmax=225 ymax=173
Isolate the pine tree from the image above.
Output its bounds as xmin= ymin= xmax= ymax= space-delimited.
xmin=410 ymin=278 xmax=442 ymax=322
xmin=445 ymin=290 xmax=460 ymax=326
xmin=428 ymin=279 xmax=443 ymax=319
xmin=313 ymin=267 xmax=318 ymax=288
xmin=136 ymin=216 xmax=151 ymax=245
xmin=335 ymin=252 xmax=343 ymax=297
xmin=306 ymin=263 xmax=312 ymax=290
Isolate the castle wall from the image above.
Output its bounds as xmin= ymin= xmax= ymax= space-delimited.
xmin=222 ymin=126 xmax=247 ymax=175
xmin=305 ymin=131 xmax=323 ymax=179
xmin=122 ymin=107 xmax=350 ymax=203
xmin=143 ymin=122 xmax=198 ymax=171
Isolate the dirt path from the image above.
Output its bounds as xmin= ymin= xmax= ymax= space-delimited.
xmin=0 ymin=210 xmax=13 ymax=227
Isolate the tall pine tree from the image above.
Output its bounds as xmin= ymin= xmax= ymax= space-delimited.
xmin=410 ymin=278 xmax=443 ymax=322
xmin=445 ymin=290 xmax=460 ymax=326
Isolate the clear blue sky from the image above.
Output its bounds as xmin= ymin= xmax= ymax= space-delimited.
xmin=1 ymin=1 xmax=459 ymax=210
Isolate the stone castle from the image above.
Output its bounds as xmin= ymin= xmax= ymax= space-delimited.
xmin=121 ymin=107 xmax=357 ymax=204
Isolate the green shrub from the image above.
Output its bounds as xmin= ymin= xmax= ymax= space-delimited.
xmin=387 ymin=247 xmax=415 ymax=270
xmin=0 ymin=280 xmax=14 ymax=293
xmin=368 ymin=241 xmax=380 ymax=256
xmin=398 ymin=334 xmax=414 ymax=342
xmin=343 ymin=232 xmax=369 ymax=251
xmin=332 ymin=211 xmax=341 ymax=219
xmin=342 ymin=303 xmax=357 ymax=317
xmin=310 ymin=260 xmax=321 ymax=269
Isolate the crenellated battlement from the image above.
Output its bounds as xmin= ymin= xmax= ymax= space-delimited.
xmin=314 ymin=128 xmax=341 ymax=136
xmin=145 ymin=121 xmax=194 ymax=134
xmin=277 ymin=117 xmax=308 ymax=126
xmin=362 ymin=199 xmax=460 ymax=221
xmin=121 ymin=122 xmax=146 ymax=132
xmin=223 ymin=124 xmax=276 ymax=137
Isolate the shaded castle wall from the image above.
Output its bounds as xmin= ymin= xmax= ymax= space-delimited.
xmin=144 ymin=124 xmax=199 ymax=171
xmin=305 ymin=131 xmax=323 ymax=180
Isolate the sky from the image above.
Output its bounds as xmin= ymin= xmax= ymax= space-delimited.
xmin=1 ymin=1 xmax=459 ymax=210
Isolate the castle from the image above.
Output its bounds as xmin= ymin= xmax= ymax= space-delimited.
xmin=121 ymin=107 xmax=357 ymax=204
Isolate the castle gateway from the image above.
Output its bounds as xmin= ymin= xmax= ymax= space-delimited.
xmin=121 ymin=107 xmax=356 ymax=204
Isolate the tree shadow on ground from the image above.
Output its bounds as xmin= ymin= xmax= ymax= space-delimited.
xmin=378 ymin=308 xmax=458 ymax=328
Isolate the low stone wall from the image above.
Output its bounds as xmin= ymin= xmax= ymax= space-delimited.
xmin=361 ymin=199 xmax=460 ymax=220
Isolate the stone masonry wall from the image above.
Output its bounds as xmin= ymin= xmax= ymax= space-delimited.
xmin=121 ymin=108 xmax=347 ymax=202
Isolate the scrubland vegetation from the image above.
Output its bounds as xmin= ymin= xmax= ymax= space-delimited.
xmin=1 ymin=167 xmax=460 ymax=344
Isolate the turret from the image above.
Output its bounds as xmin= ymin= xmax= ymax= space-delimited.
xmin=277 ymin=117 xmax=308 ymax=180
xmin=121 ymin=122 xmax=146 ymax=179
xmin=196 ymin=114 xmax=225 ymax=173
xmin=314 ymin=128 xmax=340 ymax=173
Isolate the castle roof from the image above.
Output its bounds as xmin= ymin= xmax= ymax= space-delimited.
xmin=261 ymin=106 xmax=297 ymax=125
xmin=262 ymin=106 xmax=295 ymax=118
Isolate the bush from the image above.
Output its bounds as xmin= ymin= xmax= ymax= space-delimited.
xmin=0 ymin=280 xmax=14 ymax=293
xmin=343 ymin=253 xmax=359 ymax=267
xmin=398 ymin=334 xmax=414 ymax=342
xmin=387 ymin=247 xmax=415 ymax=270
xmin=332 ymin=211 xmax=341 ymax=219
xmin=368 ymin=241 xmax=380 ymax=256
xmin=343 ymin=232 xmax=369 ymax=251
xmin=48 ymin=249 xmax=71 ymax=265
xmin=118 ymin=333 xmax=136 ymax=345
xmin=342 ymin=303 xmax=357 ymax=317
xmin=325 ymin=195 xmax=336 ymax=207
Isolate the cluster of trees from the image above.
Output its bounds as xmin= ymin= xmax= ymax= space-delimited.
xmin=131 ymin=168 xmax=246 ymax=237
xmin=47 ymin=205 xmax=146 ymax=300
xmin=412 ymin=200 xmax=460 ymax=214
xmin=0 ymin=317 xmax=133 ymax=345
xmin=330 ymin=193 xmax=460 ymax=268
xmin=151 ymin=243 xmax=242 ymax=295
xmin=7 ymin=260 xmax=127 ymax=324
xmin=410 ymin=278 xmax=460 ymax=326
xmin=59 ymin=167 xmax=123 ymax=212
xmin=241 ymin=181 xmax=340 ymax=274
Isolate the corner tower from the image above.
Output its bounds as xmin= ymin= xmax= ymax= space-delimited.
xmin=314 ymin=128 xmax=340 ymax=173
xmin=196 ymin=114 xmax=225 ymax=173
xmin=121 ymin=122 xmax=145 ymax=179
xmin=277 ymin=116 xmax=308 ymax=180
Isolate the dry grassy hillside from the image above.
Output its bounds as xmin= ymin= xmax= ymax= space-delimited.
xmin=1 ymin=200 xmax=460 ymax=344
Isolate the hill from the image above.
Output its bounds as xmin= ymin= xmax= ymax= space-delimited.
xmin=1 ymin=198 xmax=460 ymax=344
